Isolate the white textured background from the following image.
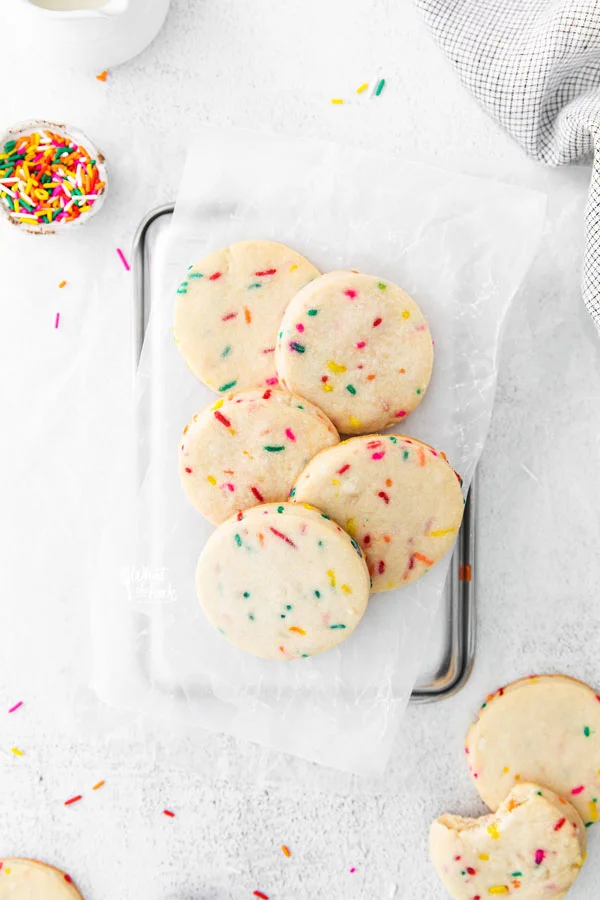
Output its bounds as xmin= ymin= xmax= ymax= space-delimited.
xmin=1 ymin=1 xmax=600 ymax=898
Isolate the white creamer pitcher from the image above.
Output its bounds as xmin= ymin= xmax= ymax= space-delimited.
xmin=16 ymin=0 xmax=171 ymax=70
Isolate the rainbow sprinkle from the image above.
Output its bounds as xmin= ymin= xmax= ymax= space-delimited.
xmin=116 ymin=248 xmax=130 ymax=271
xmin=163 ymin=809 xmax=175 ymax=818
xmin=64 ymin=795 xmax=82 ymax=806
xmin=0 ymin=130 xmax=105 ymax=227
xmin=375 ymin=79 xmax=386 ymax=96
xmin=8 ymin=701 xmax=22 ymax=713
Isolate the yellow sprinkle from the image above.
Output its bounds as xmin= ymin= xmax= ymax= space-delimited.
xmin=229 ymin=428 xmax=236 ymax=436
xmin=502 ymin=766 xmax=510 ymax=774
xmin=288 ymin=626 xmax=306 ymax=635
xmin=11 ymin=748 xmax=23 ymax=757
xmin=327 ymin=360 xmax=347 ymax=374
xmin=331 ymin=98 xmax=344 ymax=105
xmin=429 ymin=528 xmax=457 ymax=537
xmin=331 ymin=479 xmax=340 ymax=486
xmin=356 ymin=82 xmax=369 ymax=94
xmin=4 ymin=868 xmax=10 ymax=874
xmin=488 ymin=888 xmax=509 ymax=895
xmin=207 ymin=475 xmax=217 ymax=485
xmin=515 ymin=774 xmax=521 ymax=781
xmin=578 ymin=852 xmax=587 ymax=867
xmin=327 ymin=569 xmax=336 ymax=587
xmin=289 ymin=264 xmax=298 ymax=271
xmin=212 ymin=399 xmax=224 ymax=410
xmin=386 ymin=581 xmax=394 ymax=589
xmin=322 ymin=384 xmax=334 ymax=392
xmin=349 ymin=416 xmax=361 ymax=428
xmin=346 ymin=518 xmax=356 ymax=537
xmin=341 ymin=584 xmax=352 ymax=594
xmin=487 ymin=823 xmax=500 ymax=839
xmin=402 ymin=310 xmax=410 ymax=319
xmin=478 ymin=854 xmax=489 ymax=861
xmin=589 ymin=800 xmax=598 ymax=822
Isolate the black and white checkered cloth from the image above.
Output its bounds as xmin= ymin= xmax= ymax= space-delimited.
xmin=416 ymin=0 xmax=600 ymax=331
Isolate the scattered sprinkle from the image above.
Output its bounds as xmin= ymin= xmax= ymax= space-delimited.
xmin=534 ymin=849 xmax=545 ymax=865
xmin=375 ymin=79 xmax=386 ymax=96
xmin=487 ymin=823 xmax=500 ymax=839
xmin=554 ymin=818 xmax=566 ymax=831
xmin=8 ymin=702 xmax=23 ymax=714
xmin=92 ymin=780 xmax=105 ymax=790
xmin=116 ymin=248 xmax=130 ymax=271
xmin=289 ymin=341 xmax=305 ymax=353
xmin=288 ymin=626 xmax=306 ymax=635
xmin=572 ymin=785 xmax=585 ymax=795
xmin=58 ymin=280 xmax=67 ymax=289
xmin=163 ymin=809 xmax=175 ymax=818
xmin=346 ymin=384 xmax=356 ymax=395
xmin=349 ymin=867 xmax=356 ymax=873
xmin=584 ymin=726 xmax=591 ymax=737
xmin=281 ymin=845 xmax=291 ymax=858
xmin=219 ymin=380 xmax=237 ymax=392
xmin=96 ymin=70 xmax=108 ymax=82
xmin=251 ymin=486 xmax=264 ymax=502
xmin=214 ymin=410 xmax=231 ymax=428
xmin=372 ymin=317 xmax=382 ymax=327
xmin=55 ymin=312 xmax=60 ymax=329
xmin=64 ymin=795 xmax=82 ymax=806
xmin=269 ymin=527 xmax=296 ymax=548
xmin=264 ymin=445 xmax=285 ymax=453
xmin=11 ymin=747 xmax=23 ymax=757
xmin=331 ymin=98 xmax=344 ymax=105
xmin=488 ymin=888 xmax=508 ymax=896
xmin=356 ymin=83 xmax=369 ymax=94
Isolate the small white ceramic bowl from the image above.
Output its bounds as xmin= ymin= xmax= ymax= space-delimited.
xmin=0 ymin=119 xmax=108 ymax=235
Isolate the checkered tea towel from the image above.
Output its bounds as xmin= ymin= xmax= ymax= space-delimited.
xmin=415 ymin=0 xmax=600 ymax=331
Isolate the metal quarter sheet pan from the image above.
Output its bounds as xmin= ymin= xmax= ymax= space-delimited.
xmin=132 ymin=203 xmax=476 ymax=703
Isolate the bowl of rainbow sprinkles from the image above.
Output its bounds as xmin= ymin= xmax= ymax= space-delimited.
xmin=0 ymin=119 xmax=107 ymax=234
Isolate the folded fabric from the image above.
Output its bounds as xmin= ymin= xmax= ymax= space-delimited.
xmin=416 ymin=0 xmax=600 ymax=331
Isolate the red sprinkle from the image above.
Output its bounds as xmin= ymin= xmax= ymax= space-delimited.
xmin=236 ymin=511 xmax=243 ymax=521
xmin=163 ymin=809 xmax=175 ymax=817
xmin=367 ymin=440 xmax=382 ymax=448
xmin=214 ymin=410 xmax=232 ymax=428
xmin=378 ymin=560 xmax=385 ymax=574
xmin=251 ymin=486 xmax=264 ymax=502
xmin=571 ymin=785 xmax=585 ymax=795
xmin=209 ymin=272 xmax=222 ymax=280
xmin=64 ymin=875 xmax=73 ymax=883
xmin=373 ymin=317 xmax=382 ymax=327
xmin=466 ymin=867 xmax=476 ymax=875
xmin=255 ymin=269 xmax=277 ymax=277
xmin=224 ymin=483 xmax=235 ymax=492
xmin=395 ymin=410 xmax=407 ymax=418
xmin=263 ymin=390 xmax=272 ymax=399
xmin=262 ymin=346 xmax=276 ymax=354
xmin=285 ymin=428 xmax=296 ymax=442
xmin=378 ymin=491 xmax=390 ymax=504
xmin=344 ymin=289 xmax=357 ymax=299
xmin=337 ymin=464 xmax=350 ymax=475
xmin=253 ymin=893 xmax=269 ymax=900
xmin=64 ymin=795 xmax=82 ymax=806
xmin=535 ymin=849 xmax=545 ymax=865
xmin=222 ymin=312 xmax=238 ymax=321
xmin=269 ymin=527 xmax=296 ymax=548
xmin=554 ymin=818 xmax=566 ymax=831
xmin=356 ymin=340 xmax=366 ymax=349
xmin=184 ymin=467 xmax=192 ymax=474
xmin=364 ymin=535 xmax=371 ymax=544
xmin=321 ymin=375 xmax=329 ymax=382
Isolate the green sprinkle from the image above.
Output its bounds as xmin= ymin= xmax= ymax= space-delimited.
xmin=389 ymin=436 xmax=397 ymax=443
xmin=297 ymin=404 xmax=304 ymax=409
xmin=286 ymin=605 xmax=292 ymax=610
xmin=586 ymin=822 xmax=593 ymax=828
xmin=176 ymin=287 xmax=187 ymax=294
xmin=277 ymin=506 xmax=284 ymax=513
xmin=536 ymin=791 xmax=542 ymax=795
xmin=19 ymin=195 xmax=34 ymax=209
xmin=289 ymin=341 xmax=305 ymax=353
xmin=511 ymin=872 xmax=522 ymax=878
xmin=301 ymin=653 xmax=310 ymax=658
xmin=375 ymin=78 xmax=386 ymax=96
xmin=248 ymin=614 xmax=255 ymax=621
xmin=218 ymin=627 xmax=225 ymax=634
xmin=243 ymin=591 xmax=250 ymax=598
xmin=330 ymin=624 xmax=346 ymax=630
xmin=314 ymin=590 xmax=321 ymax=598
xmin=403 ymin=450 xmax=409 ymax=460
xmin=234 ymin=534 xmax=242 ymax=548
xmin=289 ymin=487 xmax=296 ymax=498
xmin=584 ymin=726 xmax=591 ymax=737
xmin=346 ymin=384 xmax=356 ymax=395
xmin=90 ymin=159 xmax=96 ymax=166
xmin=317 ymin=540 xmax=324 ymax=547
xmin=279 ymin=331 xmax=283 ymax=338
xmin=247 ymin=283 xmax=262 ymax=289
xmin=4 ymin=140 xmax=16 ymax=153
xmin=460 ymin=871 xmax=465 ymax=877
xmin=481 ymin=702 xmax=487 ymax=709
xmin=377 ymin=282 xmax=387 ymax=290
xmin=187 ymin=264 xmax=193 ymax=270
xmin=189 ymin=272 xmax=204 ymax=279
xmin=321 ymin=513 xmax=331 ymax=520
xmin=264 ymin=445 xmax=285 ymax=452
xmin=416 ymin=388 xmax=422 ymax=394
xmin=219 ymin=380 xmax=237 ymax=392
xmin=280 ymin=614 xmax=286 ymax=619
xmin=221 ymin=345 xmax=232 ymax=357
xmin=307 ymin=308 xmax=318 ymax=316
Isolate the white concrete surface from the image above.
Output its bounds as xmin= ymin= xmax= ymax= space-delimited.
xmin=1 ymin=1 xmax=600 ymax=898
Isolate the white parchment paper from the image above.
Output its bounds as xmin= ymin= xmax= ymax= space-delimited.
xmin=92 ymin=127 xmax=545 ymax=778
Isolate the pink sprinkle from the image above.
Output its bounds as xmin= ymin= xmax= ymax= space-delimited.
xmin=415 ymin=324 xmax=426 ymax=331
xmin=395 ymin=410 xmax=407 ymax=418
xmin=465 ymin=746 xmax=469 ymax=754
xmin=265 ymin=376 xmax=278 ymax=385
xmin=224 ymin=483 xmax=235 ymax=492
xmin=372 ymin=451 xmax=385 ymax=460
xmin=571 ymin=785 xmax=585 ymax=795
xmin=355 ymin=341 xmax=366 ymax=349
xmin=296 ymin=323 xmax=305 ymax=332
xmin=535 ymin=849 xmax=545 ymax=865
xmin=54 ymin=312 xmax=60 ymax=329
xmin=222 ymin=312 xmax=238 ymax=321
xmin=285 ymin=428 xmax=296 ymax=442
xmin=116 ymin=248 xmax=130 ymax=271
xmin=349 ymin=867 xmax=356 ymax=873
xmin=344 ymin=289 xmax=357 ymax=299
xmin=8 ymin=702 xmax=23 ymax=714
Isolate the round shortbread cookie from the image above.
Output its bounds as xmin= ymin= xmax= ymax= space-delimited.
xmin=275 ymin=271 xmax=433 ymax=434
xmin=179 ymin=389 xmax=339 ymax=524
xmin=196 ymin=502 xmax=370 ymax=660
xmin=291 ymin=434 xmax=464 ymax=592
xmin=174 ymin=240 xmax=320 ymax=392
xmin=466 ymin=674 xmax=600 ymax=825
xmin=0 ymin=859 xmax=84 ymax=899
xmin=430 ymin=782 xmax=586 ymax=900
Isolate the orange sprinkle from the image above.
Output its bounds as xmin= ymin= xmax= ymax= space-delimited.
xmin=244 ymin=307 xmax=252 ymax=323
xmin=413 ymin=552 xmax=434 ymax=566
xmin=58 ymin=280 xmax=67 ymax=289
xmin=258 ymin=532 xmax=264 ymax=546
xmin=288 ymin=626 xmax=306 ymax=635
xmin=399 ymin=368 xmax=406 ymax=374
xmin=92 ymin=780 xmax=105 ymax=790
xmin=383 ymin=535 xmax=391 ymax=543
xmin=96 ymin=70 xmax=108 ymax=82
xmin=417 ymin=446 xmax=426 ymax=466
xmin=459 ymin=564 xmax=472 ymax=582
xmin=367 ymin=374 xmax=376 ymax=380
xmin=281 ymin=845 xmax=291 ymax=858
xmin=385 ymin=478 xmax=392 ymax=487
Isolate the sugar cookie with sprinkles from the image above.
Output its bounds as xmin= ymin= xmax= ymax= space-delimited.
xmin=292 ymin=434 xmax=464 ymax=592
xmin=196 ymin=502 xmax=370 ymax=660
xmin=430 ymin=782 xmax=586 ymax=900
xmin=465 ymin=674 xmax=600 ymax=825
xmin=275 ymin=271 xmax=433 ymax=434
xmin=174 ymin=240 xmax=320 ymax=392
xmin=179 ymin=389 xmax=339 ymax=524
xmin=0 ymin=858 xmax=84 ymax=899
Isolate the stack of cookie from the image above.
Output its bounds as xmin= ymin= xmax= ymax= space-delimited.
xmin=174 ymin=240 xmax=465 ymax=660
